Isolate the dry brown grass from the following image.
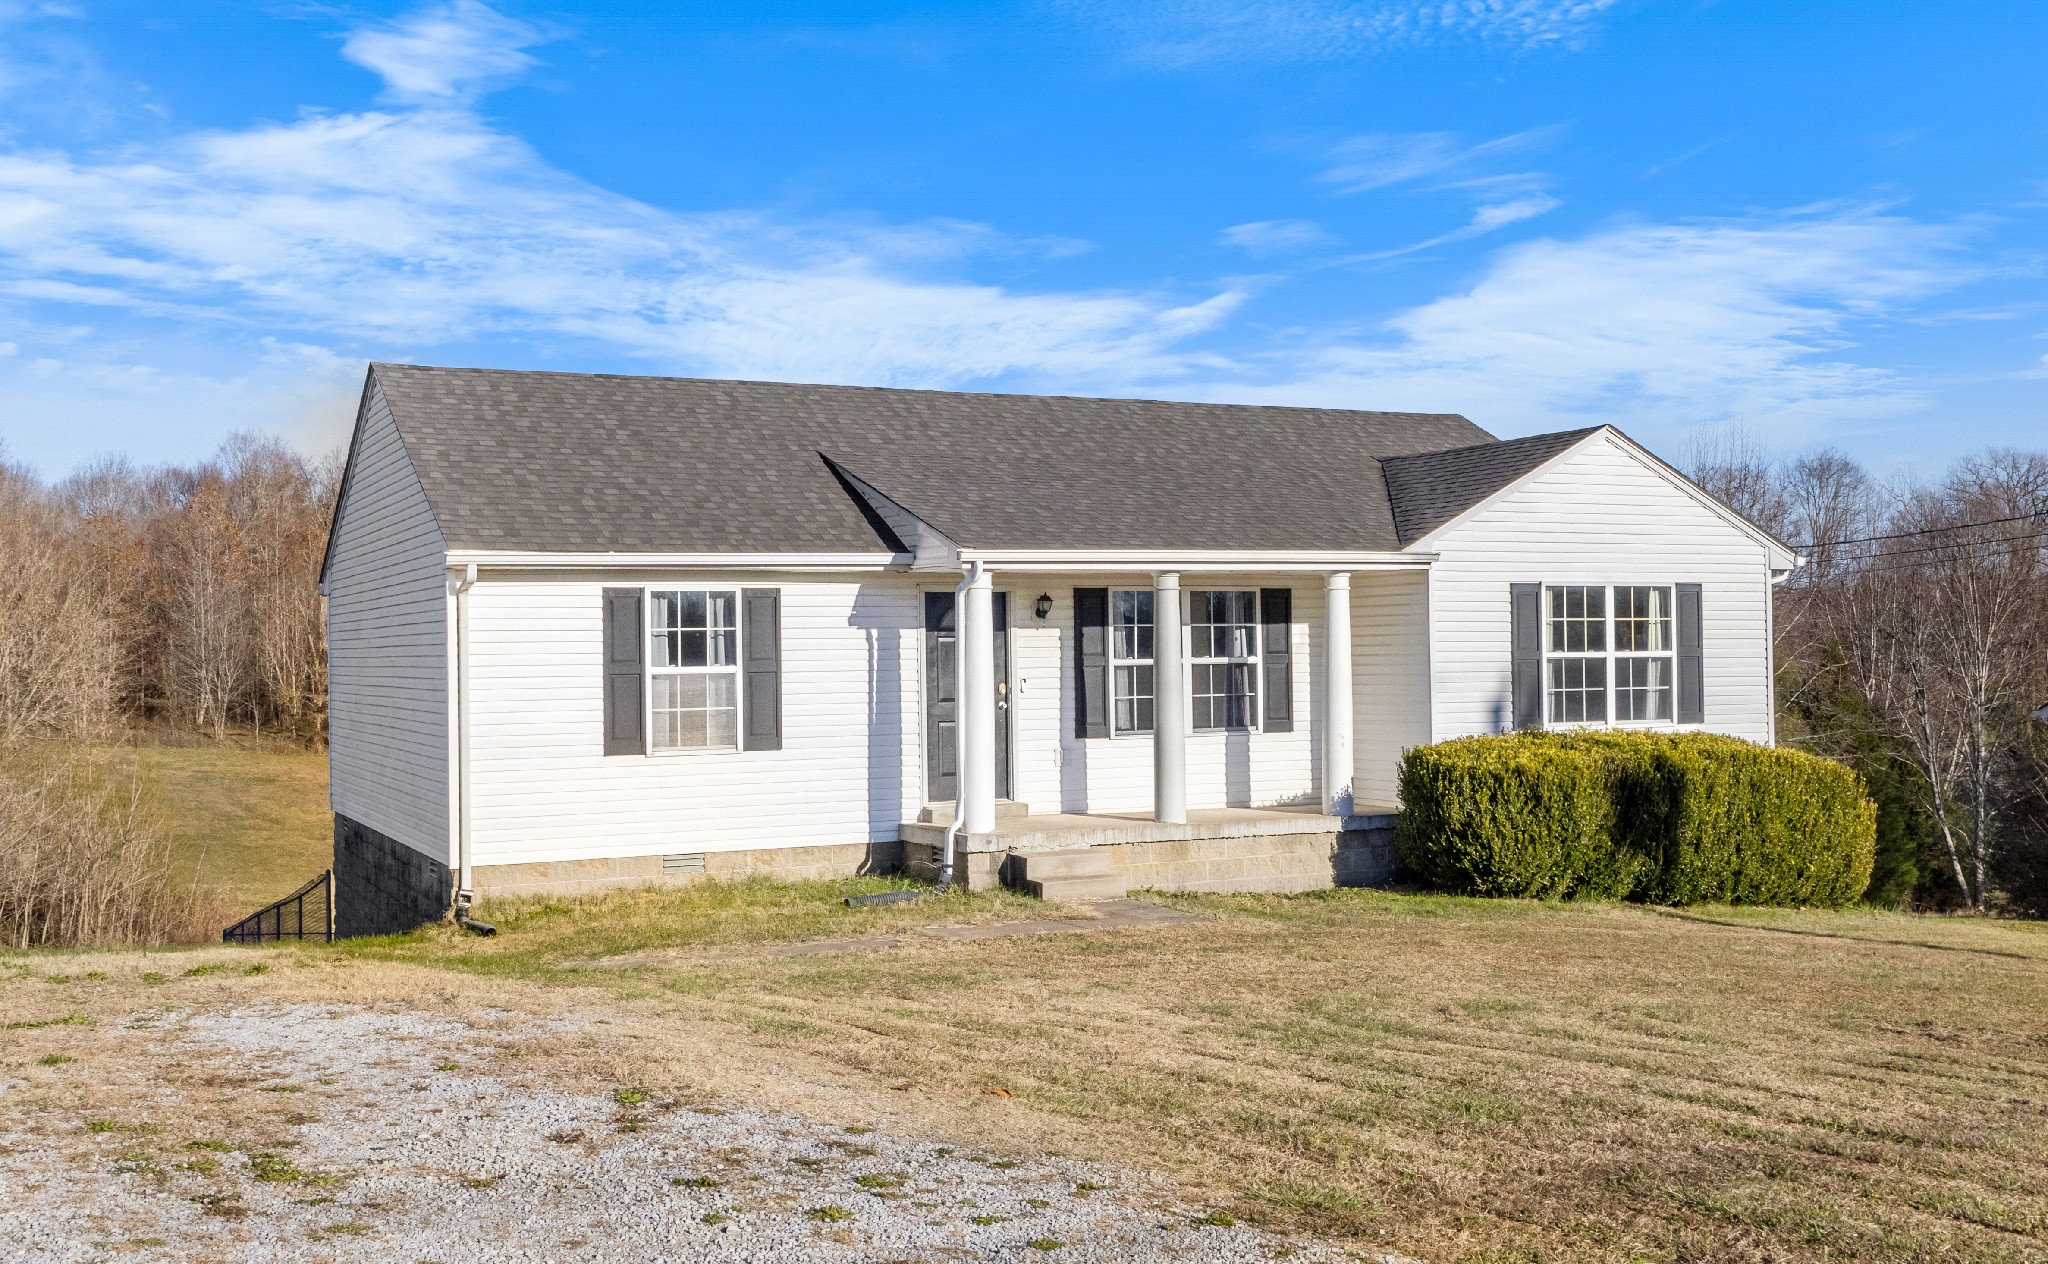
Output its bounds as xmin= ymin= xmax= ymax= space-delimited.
xmin=8 ymin=888 xmax=2047 ymax=1263
xmin=0 ymin=750 xmax=228 ymax=948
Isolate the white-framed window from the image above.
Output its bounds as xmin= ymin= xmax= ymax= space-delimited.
xmin=1612 ymin=585 xmax=1675 ymax=722
xmin=1190 ymin=589 xmax=1259 ymax=732
xmin=1545 ymin=584 xmax=1675 ymax=727
xmin=1111 ymin=589 xmax=1155 ymax=735
xmin=648 ymin=588 xmax=740 ymax=751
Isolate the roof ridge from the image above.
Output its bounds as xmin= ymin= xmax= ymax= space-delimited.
xmin=1381 ymin=425 xmax=1604 ymax=468
xmin=370 ymin=362 xmax=1478 ymax=423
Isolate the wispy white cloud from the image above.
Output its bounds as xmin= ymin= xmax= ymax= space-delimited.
xmin=1344 ymin=193 xmax=1561 ymax=260
xmin=1318 ymin=127 xmax=1558 ymax=196
xmin=1219 ymin=219 xmax=1333 ymax=255
xmin=341 ymin=0 xmax=552 ymax=104
xmin=1319 ymin=127 xmax=1564 ymax=255
xmin=1072 ymin=0 xmax=1627 ymax=67
xmin=0 ymin=2 xmax=89 ymax=111
xmin=0 ymin=3 xmax=1244 ymax=396
xmin=1218 ymin=212 xmax=1965 ymax=443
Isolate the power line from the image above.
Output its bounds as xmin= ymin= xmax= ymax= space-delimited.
xmin=1807 ymin=528 xmax=2047 ymax=567
xmin=1792 ymin=508 xmax=2048 ymax=552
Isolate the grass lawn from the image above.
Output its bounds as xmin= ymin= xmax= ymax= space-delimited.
xmin=319 ymin=881 xmax=2048 ymax=1263
xmin=14 ymin=739 xmax=2047 ymax=1260
xmin=124 ymin=737 xmax=332 ymax=914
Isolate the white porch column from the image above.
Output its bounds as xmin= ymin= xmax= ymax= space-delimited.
xmin=1322 ymin=572 xmax=1354 ymax=817
xmin=957 ymin=566 xmax=998 ymax=836
xmin=1153 ymin=571 xmax=1188 ymax=824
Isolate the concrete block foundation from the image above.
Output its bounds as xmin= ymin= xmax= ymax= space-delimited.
xmin=470 ymin=840 xmax=904 ymax=899
xmin=334 ymin=815 xmax=453 ymax=938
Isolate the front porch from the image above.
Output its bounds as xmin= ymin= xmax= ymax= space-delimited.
xmin=900 ymin=803 xmax=1400 ymax=895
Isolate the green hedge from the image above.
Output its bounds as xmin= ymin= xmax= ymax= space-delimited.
xmin=1394 ymin=732 xmax=1875 ymax=907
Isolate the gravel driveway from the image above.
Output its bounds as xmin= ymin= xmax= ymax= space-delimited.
xmin=0 ymin=1004 xmax=1342 ymax=1262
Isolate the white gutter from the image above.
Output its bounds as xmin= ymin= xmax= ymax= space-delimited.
xmin=451 ymin=563 xmax=493 ymax=934
xmin=946 ymin=550 xmax=1435 ymax=573
xmin=443 ymin=550 xmax=911 ymax=571
xmin=440 ymin=548 xmax=1431 ymax=574
xmin=937 ymin=561 xmax=985 ymax=891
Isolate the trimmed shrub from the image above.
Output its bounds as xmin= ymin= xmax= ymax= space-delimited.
xmin=1396 ymin=731 xmax=1876 ymax=908
xmin=1393 ymin=734 xmax=1647 ymax=900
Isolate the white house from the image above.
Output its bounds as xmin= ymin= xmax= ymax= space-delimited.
xmin=321 ymin=364 xmax=1797 ymax=934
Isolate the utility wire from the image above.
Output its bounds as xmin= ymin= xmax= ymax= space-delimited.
xmin=1792 ymin=508 xmax=2048 ymax=552
xmin=1825 ymin=531 xmax=2045 ymax=562
xmin=1805 ymin=529 xmax=2047 ymax=566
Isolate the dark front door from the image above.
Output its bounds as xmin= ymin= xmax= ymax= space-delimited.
xmin=924 ymin=590 xmax=1010 ymax=804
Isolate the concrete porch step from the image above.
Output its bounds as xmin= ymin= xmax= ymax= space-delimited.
xmin=1028 ymin=873 xmax=1130 ymax=902
xmin=1010 ymin=846 xmax=1126 ymax=901
xmin=1011 ymin=846 xmax=1114 ymax=881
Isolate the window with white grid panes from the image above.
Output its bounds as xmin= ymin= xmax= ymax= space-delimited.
xmin=1110 ymin=589 xmax=1155 ymax=735
xmin=1189 ymin=590 xmax=1258 ymax=732
xmin=648 ymin=589 xmax=740 ymax=751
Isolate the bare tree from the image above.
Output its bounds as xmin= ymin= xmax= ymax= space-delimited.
xmin=1781 ymin=449 xmax=1876 ymax=586
xmin=223 ymin=436 xmax=332 ymax=737
xmin=0 ymin=454 xmax=119 ymax=742
xmin=157 ymin=472 xmax=252 ymax=740
xmin=1686 ymin=427 xmax=1790 ymax=540
xmin=1828 ymin=454 xmax=2048 ymax=909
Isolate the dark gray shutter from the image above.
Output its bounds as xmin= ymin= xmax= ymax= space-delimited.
xmin=742 ymin=587 xmax=782 ymax=751
xmin=1676 ymin=582 xmax=1704 ymax=724
xmin=602 ymin=587 xmax=644 ymax=756
xmin=1074 ymin=587 xmax=1110 ymax=739
xmin=1510 ymin=583 xmax=1542 ymax=731
xmin=1260 ymin=587 xmax=1293 ymax=732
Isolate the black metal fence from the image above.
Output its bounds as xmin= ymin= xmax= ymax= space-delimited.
xmin=223 ymin=869 xmax=334 ymax=944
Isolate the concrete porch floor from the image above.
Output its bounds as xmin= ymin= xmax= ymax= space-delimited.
xmin=900 ymin=802 xmax=1400 ymax=856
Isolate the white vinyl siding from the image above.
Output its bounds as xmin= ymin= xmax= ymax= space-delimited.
xmin=1350 ymin=569 xmax=1431 ymax=813
xmin=463 ymin=575 xmax=921 ymax=866
xmin=324 ymin=382 xmax=451 ymax=860
xmin=1425 ymin=431 xmax=1775 ymax=746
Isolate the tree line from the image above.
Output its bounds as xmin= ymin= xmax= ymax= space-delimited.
xmin=0 ymin=435 xmax=337 ymax=748
xmin=1689 ymin=439 xmax=2048 ymax=915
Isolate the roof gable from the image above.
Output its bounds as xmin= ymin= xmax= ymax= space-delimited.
xmin=1397 ymin=424 xmax=1800 ymax=568
xmin=1381 ymin=428 xmax=1600 ymax=546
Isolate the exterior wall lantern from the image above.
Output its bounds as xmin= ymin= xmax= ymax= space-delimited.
xmin=1034 ymin=592 xmax=1054 ymax=621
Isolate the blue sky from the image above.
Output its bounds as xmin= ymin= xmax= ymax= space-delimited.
xmin=0 ymin=0 xmax=2041 ymax=477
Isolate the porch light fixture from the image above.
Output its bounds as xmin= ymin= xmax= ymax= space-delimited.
xmin=1034 ymin=592 xmax=1053 ymax=620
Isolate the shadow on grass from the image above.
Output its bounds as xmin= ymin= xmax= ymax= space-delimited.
xmin=328 ymin=874 xmax=1051 ymax=981
xmin=1646 ymin=907 xmax=2040 ymax=961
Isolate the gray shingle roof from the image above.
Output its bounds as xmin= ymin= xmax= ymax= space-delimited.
xmin=1380 ymin=428 xmax=1601 ymax=545
xmin=369 ymin=364 xmax=1516 ymax=554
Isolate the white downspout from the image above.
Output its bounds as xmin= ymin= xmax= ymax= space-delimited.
xmin=452 ymin=563 xmax=493 ymax=933
xmin=1767 ymin=563 xmax=1795 ymax=748
xmin=937 ymin=560 xmax=985 ymax=891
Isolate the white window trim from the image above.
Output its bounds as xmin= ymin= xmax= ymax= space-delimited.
xmin=1109 ymin=588 xmax=1155 ymax=738
xmin=1188 ymin=588 xmax=1262 ymax=735
xmin=644 ymin=583 xmax=745 ymax=757
xmin=1540 ymin=581 xmax=1681 ymax=731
